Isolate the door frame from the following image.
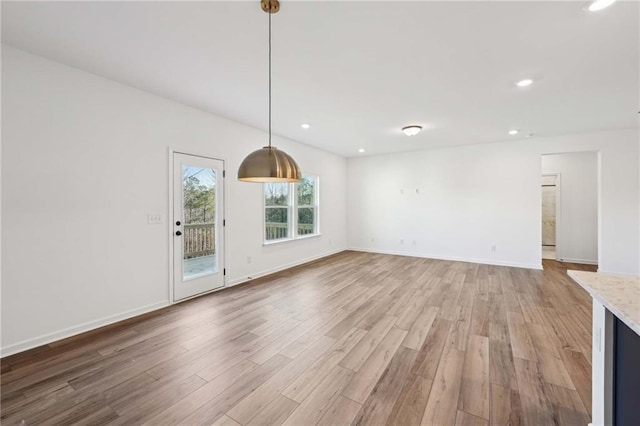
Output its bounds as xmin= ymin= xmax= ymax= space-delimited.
xmin=168 ymin=147 xmax=227 ymax=304
xmin=541 ymin=172 xmax=561 ymax=261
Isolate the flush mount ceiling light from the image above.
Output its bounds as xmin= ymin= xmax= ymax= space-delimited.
xmin=515 ymin=79 xmax=534 ymax=87
xmin=358 ymin=148 xmax=365 ymax=153
xmin=588 ymin=0 xmax=617 ymax=11
xmin=238 ymin=0 xmax=301 ymax=183
xmin=402 ymin=125 xmax=422 ymax=136
xmin=508 ymin=130 xmax=519 ymax=135
xmin=301 ymin=123 xmax=310 ymax=129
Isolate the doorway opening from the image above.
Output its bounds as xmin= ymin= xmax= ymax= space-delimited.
xmin=541 ymin=152 xmax=598 ymax=267
xmin=541 ymin=174 xmax=558 ymax=260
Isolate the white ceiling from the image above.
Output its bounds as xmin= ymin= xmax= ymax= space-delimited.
xmin=2 ymin=1 xmax=638 ymax=157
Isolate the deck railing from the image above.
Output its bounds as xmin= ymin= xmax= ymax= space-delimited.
xmin=265 ymin=222 xmax=314 ymax=240
xmin=184 ymin=222 xmax=316 ymax=254
xmin=298 ymin=223 xmax=315 ymax=236
xmin=184 ymin=223 xmax=215 ymax=258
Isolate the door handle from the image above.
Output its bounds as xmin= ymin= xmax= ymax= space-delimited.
xmin=175 ymin=231 xmax=182 ymax=236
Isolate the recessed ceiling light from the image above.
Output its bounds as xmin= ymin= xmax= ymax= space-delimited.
xmin=588 ymin=0 xmax=616 ymax=12
xmin=402 ymin=125 xmax=422 ymax=136
xmin=508 ymin=130 xmax=519 ymax=135
xmin=301 ymin=123 xmax=310 ymax=129
xmin=358 ymin=148 xmax=365 ymax=153
xmin=515 ymin=79 xmax=534 ymax=87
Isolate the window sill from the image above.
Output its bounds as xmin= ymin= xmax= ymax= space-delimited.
xmin=263 ymin=233 xmax=322 ymax=246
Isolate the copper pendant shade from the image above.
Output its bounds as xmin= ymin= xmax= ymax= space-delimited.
xmin=237 ymin=146 xmax=301 ymax=182
xmin=238 ymin=0 xmax=301 ymax=183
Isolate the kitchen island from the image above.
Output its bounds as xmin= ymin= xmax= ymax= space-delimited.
xmin=568 ymin=270 xmax=640 ymax=426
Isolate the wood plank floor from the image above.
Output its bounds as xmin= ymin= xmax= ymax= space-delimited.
xmin=1 ymin=251 xmax=596 ymax=425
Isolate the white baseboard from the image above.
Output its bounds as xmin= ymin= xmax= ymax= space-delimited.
xmin=558 ymin=257 xmax=598 ymax=265
xmin=348 ymin=247 xmax=543 ymax=270
xmin=226 ymin=248 xmax=347 ymax=287
xmin=1 ymin=300 xmax=169 ymax=358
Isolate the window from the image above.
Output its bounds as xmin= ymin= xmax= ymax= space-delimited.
xmin=264 ymin=175 xmax=319 ymax=242
xmin=297 ymin=175 xmax=317 ymax=237
xmin=264 ymin=182 xmax=290 ymax=240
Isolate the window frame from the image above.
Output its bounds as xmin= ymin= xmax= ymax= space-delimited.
xmin=264 ymin=181 xmax=292 ymax=241
xmin=263 ymin=174 xmax=320 ymax=245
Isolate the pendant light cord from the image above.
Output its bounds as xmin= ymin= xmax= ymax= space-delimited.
xmin=268 ymin=10 xmax=272 ymax=148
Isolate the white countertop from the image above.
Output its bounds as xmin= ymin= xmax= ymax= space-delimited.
xmin=568 ymin=270 xmax=640 ymax=336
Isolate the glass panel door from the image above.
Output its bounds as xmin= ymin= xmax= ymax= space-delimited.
xmin=173 ymin=153 xmax=224 ymax=301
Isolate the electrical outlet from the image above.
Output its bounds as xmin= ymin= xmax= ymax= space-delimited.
xmin=491 ymin=245 xmax=497 ymax=252
xmin=147 ymin=213 xmax=163 ymax=224
xmin=400 ymin=239 xmax=404 ymax=245
xmin=247 ymin=256 xmax=252 ymax=264
xmin=412 ymin=240 xmax=417 ymax=245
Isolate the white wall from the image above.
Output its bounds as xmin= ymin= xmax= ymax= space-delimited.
xmin=347 ymin=129 xmax=639 ymax=274
xmin=3 ymin=45 xmax=638 ymax=357
xmin=1 ymin=46 xmax=347 ymax=356
xmin=542 ymin=152 xmax=598 ymax=264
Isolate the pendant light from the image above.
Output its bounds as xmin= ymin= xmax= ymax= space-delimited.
xmin=238 ymin=0 xmax=301 ymax=183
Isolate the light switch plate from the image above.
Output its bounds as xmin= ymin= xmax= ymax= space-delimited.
xmin=148 ymin=213 xmax=163 ymax=224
